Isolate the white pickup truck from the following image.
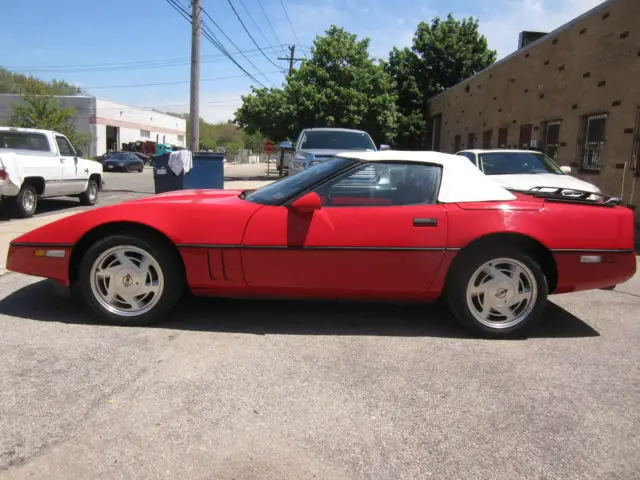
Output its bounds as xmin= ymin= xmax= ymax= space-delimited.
xmin=0 ymin=127 xmax=103 ymax=218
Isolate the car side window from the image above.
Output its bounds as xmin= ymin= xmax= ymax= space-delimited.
xmin=55 ymin=136 xmax=75 ymax=157
xmin=314 ymin=162 xmax=442 ymax=207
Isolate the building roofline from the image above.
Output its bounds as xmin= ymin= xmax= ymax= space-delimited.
xmin=428 ymin=0 xmax=612 ymax=103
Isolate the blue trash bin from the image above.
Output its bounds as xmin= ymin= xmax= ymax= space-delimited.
xmin=183 ymin=152 xmax=225 ymax=190
xmin=152 ymin=153 xmax=184 ymax=194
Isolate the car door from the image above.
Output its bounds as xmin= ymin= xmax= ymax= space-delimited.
xmin=242 ymin=161 xmax=448 ymax=298
xmin=54 ymin=134 xmax=87 ymax=194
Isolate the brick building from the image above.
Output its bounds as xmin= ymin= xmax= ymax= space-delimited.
xmin=426 ymin=0 xmax=640 ymax=211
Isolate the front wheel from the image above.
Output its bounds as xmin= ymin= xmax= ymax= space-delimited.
xmin=446 ymin=248 xmax=548 ymax=338
xmin=77 ymin=234 xmax=185 ymax=325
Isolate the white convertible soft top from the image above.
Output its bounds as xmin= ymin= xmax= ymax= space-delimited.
xmin=337 ymin=150 xmax=517 ymax=203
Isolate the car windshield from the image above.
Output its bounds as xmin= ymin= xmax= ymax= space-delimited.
xmin=244 ymin=157 xmax=356 ymax=205
xmin=108 ymin=153 xmax=132 ymax=160
xmin=479 ymin=152 xmax=563 ymax=175
xmin=298 ymin=130 xmax=376 ymax=151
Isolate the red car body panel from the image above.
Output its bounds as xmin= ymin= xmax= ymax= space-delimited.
xmin=6 ymin=187 xmax=637 ymax=299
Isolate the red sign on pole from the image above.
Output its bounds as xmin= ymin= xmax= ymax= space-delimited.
xmin=264 ymin=140 xmax=275 ymax=153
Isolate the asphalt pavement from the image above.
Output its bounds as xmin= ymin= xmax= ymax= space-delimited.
xmin=0 ymin=162 xmax=638 ymax=479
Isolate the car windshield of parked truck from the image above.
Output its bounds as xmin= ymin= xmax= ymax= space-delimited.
xmin=479 ymin=152 xmax=564 ymax=175
xmin=0 ymin=132 xmax=50 ymax=152
xmin=298 ymin=130 xmax=376 ymax=151
xmin=243 ymin=157 xmax=356 ymax=205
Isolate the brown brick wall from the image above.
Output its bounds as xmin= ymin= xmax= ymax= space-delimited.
xmin=427 ymin=0 xmax=640 ymax=212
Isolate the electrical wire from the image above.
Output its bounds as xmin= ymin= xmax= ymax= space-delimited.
xmin=223 ymin=0 xmax=284 ymax=70
xmin=255 ymin=0 xmax=282 ymax=46
xmin=5 ymin=46 xmax=288 ymax=73
xmin=199 ymin=7 xmax=275 ymax=85
xmin=236 ymin=0 xmax=272 ymax=47
xmin=164 ymin=0 xmax=269 ymax=88
xmin=83 ymin=70 xmax=282 ymax=90
xmin=279 ymin=0 xmax=300 ymax=45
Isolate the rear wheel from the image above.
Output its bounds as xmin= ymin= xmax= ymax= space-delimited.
xmin=13 ymin=184 xmax=38 ymax=218
xmin=77 ymin=234 xmax=185 ymax=325
xmin=79 ymin=179 xmax=99 ymax=206
xmin=446 ymin=247 xmax=548 ymax=338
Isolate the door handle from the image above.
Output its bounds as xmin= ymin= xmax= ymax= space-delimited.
xmin=59 ymin=158 xmax=65 ymax=163
xmin=413 ymin=217 xmax=438 ymax=227
xmin=84 ymin=168 xmax=89 ymax=173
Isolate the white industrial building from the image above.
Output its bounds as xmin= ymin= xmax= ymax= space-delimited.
xmin=0 ymin=94 xmax=186 ymax=157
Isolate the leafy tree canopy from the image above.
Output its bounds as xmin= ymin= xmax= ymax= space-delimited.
xmin=235 ymin=25 xmax=398 ymax=146
xmin=386 ymin=14 xmax=496 ymax=148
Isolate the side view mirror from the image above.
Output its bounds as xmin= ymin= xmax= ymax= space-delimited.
xmin=76 ymin=150 xmax=84 ymax=157
xmin=560 ymin=165 xmax=572 ymax=174
xmin=290 ymin=192 xmax=322 ymax=213
xmin=379 ymin=144 xmax=390 ymax=151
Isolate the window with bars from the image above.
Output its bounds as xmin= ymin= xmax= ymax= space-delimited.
xmin=497 ymin=128 xmax=508 ymax=148
xmin=519 ymin=124 xmax=532 ymax=148
xmin=578 ymin=112 xmax=607 ymax=172
xmin=577 ymin=113 xmax=607 ymax=172
xmin=541 ymin=120 xmax=561 ymax=159
xmin=467 ymin=132 xmax=475 ymax=149
xmin=482 ymin=129 xmax=493 ymax=148
xmin=454 ymin=134 xmax=462 ymax=152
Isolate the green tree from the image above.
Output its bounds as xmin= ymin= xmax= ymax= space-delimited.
xmin=0 ymin=67 xmax=83 ymax=95
xmin=235 ymin=26 xmax=398 ymax=145
xmin=8 ymin=79 xmax=91 ymax=151
xmin=386 ymin=14 xmax=496 ymax=149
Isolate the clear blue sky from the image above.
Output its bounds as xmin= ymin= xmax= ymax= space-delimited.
xmin=1 ymin=0 xmax=602 ymax=123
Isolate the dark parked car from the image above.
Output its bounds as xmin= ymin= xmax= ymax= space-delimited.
xmin=102 ymin=152 xmax=144 ymax=172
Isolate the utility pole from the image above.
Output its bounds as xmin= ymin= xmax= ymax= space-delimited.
xmin=278 ymin=45 xmax=303 ymax=74
xmin=189 ymin=0 xmax=201 ymax=152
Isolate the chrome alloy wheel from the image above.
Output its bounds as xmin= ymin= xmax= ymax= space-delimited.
xmin=465 ymin=257 xmax=538 ymax=329
xmin=22 ymin=189 xmax=36 ymax=212
xmin=89 ymin=245 xmax=164 ymax=317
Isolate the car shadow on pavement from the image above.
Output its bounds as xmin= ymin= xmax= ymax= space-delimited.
xmin=0 ymin=279 xmax=599 ymax=339
xmin=0 ymin=199 xmax=81 ymax=221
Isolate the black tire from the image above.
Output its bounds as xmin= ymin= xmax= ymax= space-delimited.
xmin=13 ymin=183 xmax=38 ymax=218
xmin=79 ymin=179 xmax=99 ymax=206
xmin=77 ymin=233 xmax=185 ymax=326
xmin=446 ymin=246 xmax=548 ymax=338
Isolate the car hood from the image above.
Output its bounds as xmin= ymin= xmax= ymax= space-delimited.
xmin=131 ymin=188 xmax=244 ymax=204
xmin=298 ymin=148 xmax=375 ymax=158
xmin=488 ymin=173 xmax=601 ymax=193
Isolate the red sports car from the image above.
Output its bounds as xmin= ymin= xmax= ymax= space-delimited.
xmin=6 ymin=151 xmax=637 ymax=338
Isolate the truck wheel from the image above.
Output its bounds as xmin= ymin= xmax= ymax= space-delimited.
xmin=79 ymin=179 xmax=99 ymax=206
xmin=13 ymin=184 xmax=38 ymax=218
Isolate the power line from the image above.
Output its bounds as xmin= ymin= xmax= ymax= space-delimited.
xmin=5 ymin=46 xmax=289 ymax=73
xmin=224 ymin=0 xmax=284 ymax=71
xmin=83 ymin=70 xmax=282 ymax=89
xmin=279 ymin=0 xmax=300 ymax=45
xmin=164 ymin=0 xmax=269 ymax=88
xmin=200 ymin=7 xmax=274 ymax=86
xmin=255 ymin=0 xmax=282 ymax=46
xmin=236 ymin=0 xmax=272 ymax=47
